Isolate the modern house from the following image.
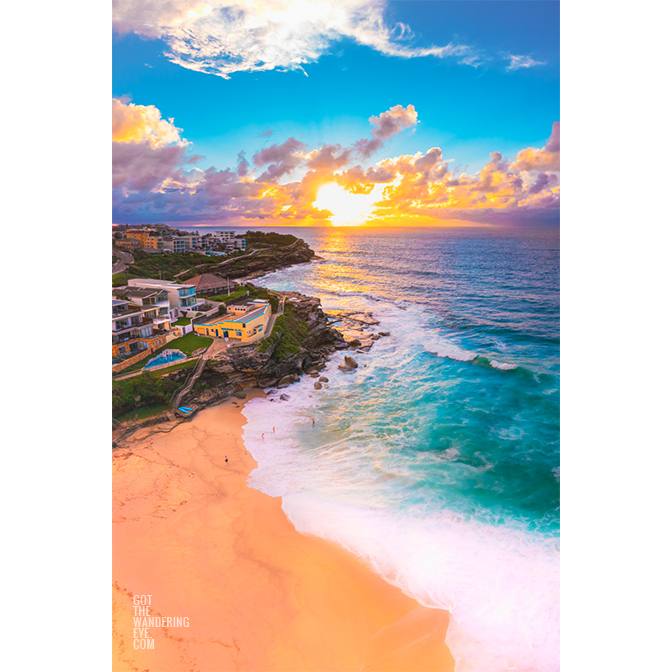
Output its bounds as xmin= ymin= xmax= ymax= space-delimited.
xmin=193 ymin=299 xmax=271 ymax=344
xmin=183 ymin=273 xmax=233 ymax=296
xmin=126 ymin=287 xmax=174 ymax=331
xmin=112 ymin=299 xmax=168 ymax=364
xmin=127 ymin=278 xmax=206 ymax=316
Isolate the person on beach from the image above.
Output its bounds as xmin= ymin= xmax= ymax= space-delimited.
xmin=262 ymin=433 xmax=265 ymax=439
xmin=273 ymin=427 xmax=275 ymax=433
xmin=225 ymin=456 xmax=228 ymax=463
xmin=312 ymin=418 xmax=315 ymax=425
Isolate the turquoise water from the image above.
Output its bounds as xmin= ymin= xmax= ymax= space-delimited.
xmin=240 ymin=227 xmax=559 ymax=671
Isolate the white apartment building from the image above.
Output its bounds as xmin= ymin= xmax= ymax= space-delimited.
xmin=127 ymin=278 xmax=206 ymax=315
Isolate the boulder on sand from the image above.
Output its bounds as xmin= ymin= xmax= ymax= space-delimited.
xmin=314 ymin=382 xmax=323 ymax=390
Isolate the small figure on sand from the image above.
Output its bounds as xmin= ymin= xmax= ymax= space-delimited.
xmin=262 ymin=433 xmax=265 ymax=439
xmin=273 ymin=427 xmax=275 ymax=433
xmin=225 ymin=456 xmax=228 ymax=463
xmin=312 ymin=418 xmax=315 ymax=425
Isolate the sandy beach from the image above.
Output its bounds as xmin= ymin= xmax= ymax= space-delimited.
xmin=113 ymin=393 xmax=455 ymax=671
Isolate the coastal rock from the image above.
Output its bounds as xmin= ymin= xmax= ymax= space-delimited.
xmin=277 ymin=373 xmax=300 ymax=388
xmin=319 ymin=376 xmax=329 ymax=383
xmin=314 ymin=382 xmax=322 ymax=390
xmin=279 ymin=394 xmax=290 ymax=401
xmin=233 ymin=391 xmax=246 ymax=399
xmin=344 ymin=356 xmax=358 ymax=369
xmin=378 ymin=331 xmax=390 ymax=337
xmin=348 ymin=339 xmax=362 ymax=348
xmin=350 ymin=313 xmax=380 ymax=325
xmin=338 ymin=364 xmax=354 ymax=372
xmin=334 ymin=341 xmax=349 ymax=350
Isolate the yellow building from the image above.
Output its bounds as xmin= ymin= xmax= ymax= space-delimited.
xmin=194 ymin=301 xmax=270 ymax=343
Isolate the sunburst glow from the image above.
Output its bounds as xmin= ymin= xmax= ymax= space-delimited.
xmin=313 ymin=183 xmax=384 ymax=227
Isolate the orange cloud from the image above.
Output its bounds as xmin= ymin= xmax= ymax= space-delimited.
xmin=112 ymin=98 xmax=188 ymax=147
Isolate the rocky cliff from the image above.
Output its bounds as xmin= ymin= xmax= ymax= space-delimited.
xmin=177 ymin=291 xmax=348 ymax=408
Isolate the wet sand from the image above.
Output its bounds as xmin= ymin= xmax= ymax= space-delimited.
xmin=113 ymin=393 xmax=454 ymax=671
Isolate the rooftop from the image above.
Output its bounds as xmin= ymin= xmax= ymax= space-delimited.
xmin=184 ymin=273 xmax=230 ymax=290
xmin=202 ymin=303 xmax=269 ymax=326
xmin=126 ymin=288 xmax=167 ymax=299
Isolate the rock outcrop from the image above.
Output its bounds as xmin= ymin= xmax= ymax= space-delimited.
xmin=181 ymin=290 xmax=347 ymax=409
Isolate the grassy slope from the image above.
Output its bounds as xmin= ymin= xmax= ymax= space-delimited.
xmin=257 ymin=302 xmax=308 ymax=359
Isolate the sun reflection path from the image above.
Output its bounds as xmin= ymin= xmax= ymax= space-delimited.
xmin=313 ymin=182 xmax=386 ymax=227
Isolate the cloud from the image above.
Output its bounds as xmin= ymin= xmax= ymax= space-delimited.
xmin=112 ymin=100 xmax=560 ymax=228
xmin=252 ymin=137 xmax=305 ymax=181
xmin=112 ymin=0 xmax=475 ymax=79
xmin=511 ymin=122 xmax=560 ymax=172
xmin=113 ymin=142 xmax=189 ymax=191
xmin=505 ymin=54 xmax=546 ymax=71
xmin=357 ymin=103 xmax=418 ymax=157
xmin=113 ymin=98 xmax=194 ymax=193
xmin=112 ymin=98 xmax=187 ymax=147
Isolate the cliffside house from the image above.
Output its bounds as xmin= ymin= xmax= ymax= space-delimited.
xmin=193 ymin=299 xmax=270 ymax=344
xmin=126 ymin=287 xmax=174 ymax=332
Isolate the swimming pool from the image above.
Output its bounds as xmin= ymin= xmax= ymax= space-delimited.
xmin=143 ymin=349 xmax=186 ymax=369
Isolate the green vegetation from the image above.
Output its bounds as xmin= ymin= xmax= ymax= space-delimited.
xmin=127 ymin=250 xmax=216 ymax=281
xmin=113 ymin=372 xmax=181 ymax=419
xmin=207 ymin=286 xmax=249 ymax=303
xmin=174 ymin=317 xmax=191 ymax=326
xmin=257 ymin=302 xmax=308 ymax=359
xmin=113 ymin=358 xmax=199 ymax=418
xmin=113 ymin=272 xmax=135 ymax=287
xmin=208 ymin=285 xmax=279 ymax=312
xmin=150 ymin=359 xmax=197 ymax=376
xmin=242 ymin=231 xmax=298 ymax=247
xmin=115 ymin=403 xmax=171 ymax=423
xmin=163 ymin=332 xmax=213 ymax=355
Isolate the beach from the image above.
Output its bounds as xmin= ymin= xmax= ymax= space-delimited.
xmin=112 ymin=392 xmax=455 ymax=672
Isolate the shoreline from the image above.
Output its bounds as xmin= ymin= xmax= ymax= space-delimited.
xmin=113 ymin=392 xmax=455 ymax=671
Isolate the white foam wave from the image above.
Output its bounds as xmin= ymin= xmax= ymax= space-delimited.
xmin=423 ymin=332 xmax=477 ymax=362
xmin=281 ymin=495 xmax=559 ymax=672
xmin=490 ymin=359 xmax=518 ymax=370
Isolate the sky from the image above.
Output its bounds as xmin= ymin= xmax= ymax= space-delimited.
xmin=112 ymin=0 xmax=560 ymax=227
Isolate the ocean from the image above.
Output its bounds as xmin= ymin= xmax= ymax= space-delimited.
xmin=234 ymin=226 xmax=559 ymax=671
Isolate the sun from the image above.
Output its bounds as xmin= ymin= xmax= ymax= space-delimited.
xmin=313 ymin=183 xmax=384 ymax=227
